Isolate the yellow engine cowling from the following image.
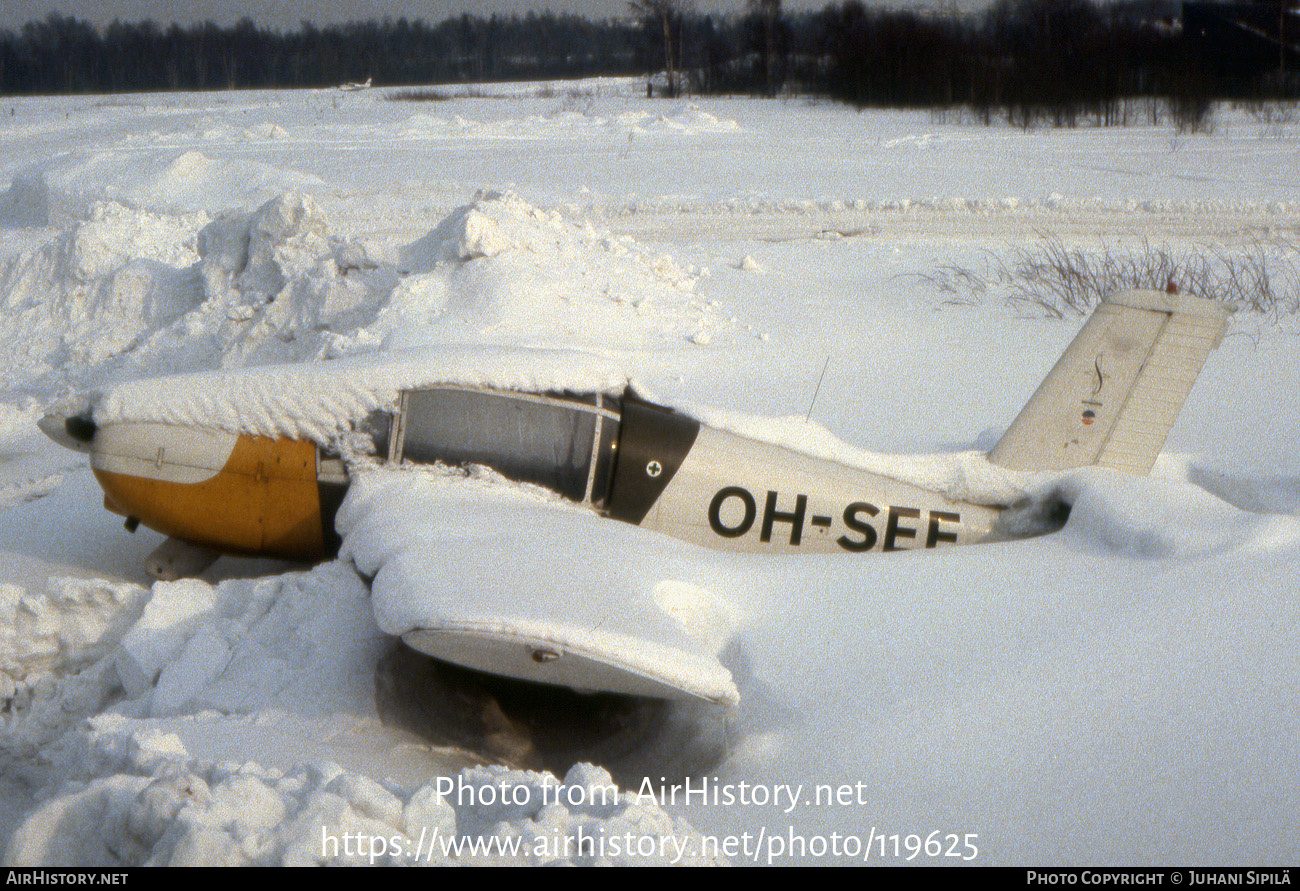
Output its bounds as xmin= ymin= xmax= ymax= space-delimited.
xmin=90 ymin=422 xmax=330 ymax=562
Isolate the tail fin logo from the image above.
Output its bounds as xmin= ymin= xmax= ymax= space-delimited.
xmin=1090 ymin=354 xmax=1107 ymax=397
xmin=1082 ymin=354 xmax=1106 ymax=425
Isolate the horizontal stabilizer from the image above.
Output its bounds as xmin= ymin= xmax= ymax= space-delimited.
xmin=989 ymin=290 xmax=1232 ymax=475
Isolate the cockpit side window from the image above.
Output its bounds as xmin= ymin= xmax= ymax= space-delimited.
xmin=397 ymin=388 xmax=616 ymax=503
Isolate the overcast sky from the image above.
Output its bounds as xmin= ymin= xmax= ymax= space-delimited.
xmin=1 ymin=0 xmax=980 ymax=31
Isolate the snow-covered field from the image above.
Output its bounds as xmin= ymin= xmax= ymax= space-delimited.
xmin=0 ymin=78 xmax=1297 ymax=866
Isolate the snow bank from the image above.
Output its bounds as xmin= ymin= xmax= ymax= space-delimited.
xmin=112 ymin=564 xmax=381 ymax=719
xmin=1 ymin=184 xmax=1192 ymax=510
xmin=0 ymin=203 xmax=202 ymax=393
xmin=3 ymin=188 xmax=723 ymax=402
xmin=0 ymin=151 xmax=326 ymax=225
xmin=1055 ymin=462 xmax=1300 ymax=559
xmin=0 ymin=575 xmax=148 ymax=775
xmin=1 ymin=559 xmax=719 ymax=866
xmin=8 ymin=746 xmax=718 ymax=866
xmin=184 ymin=192 xmax=392 ymax=371
xmin=397 ymin=103 xmax=741 ymax=142
xmin=0 ymin=192 xmax=387 ymax=396
xmin=593 ymin=193 xmax=1299 ymax=219
xmin=390 ymin=189 xmax=719 ymax=350
xmin=620 ymin=105 xmax=742 ymax=136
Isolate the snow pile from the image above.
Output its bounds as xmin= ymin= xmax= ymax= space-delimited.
xmin=8 ymin=741 xmax=717 ymax=866
xmin=184 ymin=192 xmax=392 ymax=371
xmin=120 ymin=118 xmax=295 ymax=146
xmin=2 ymin=189 xmax=724 ymax=403
xmin=111 ymin=564 xmax=382 ymax=719
xmin=397 ymin=103 xmax=741 ymax=142
xmin=1056 ymin=463 xmax=1300 ymax=559
xmin=0 ymin=203 xmax=202 ymax=393
xmin=0 ymin=576 xmax=147 ymax=693
xmin=0 ymin=151 xmax=326 ymax=225
xmin=615 ymin=105 xmax=742 ymax=136
xmin=0 ymin=193 xmax=391 ymax=397
xmin=383 ymin=189 xmax=720 ymax=350
xmin=0 ymin=575 xmax=148 ymax=770
xmin=593 ymin=193 xmax=1298 ymax=219
xmin=1 ymin=560 xmax=719 ymax=866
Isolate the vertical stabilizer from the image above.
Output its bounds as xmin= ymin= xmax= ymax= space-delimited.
xmin=988 ymin=290 xmax=1232 ymax=475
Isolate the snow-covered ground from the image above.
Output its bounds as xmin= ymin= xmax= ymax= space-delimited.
xmin=0 ymin=78 xmax=1297 ymax=865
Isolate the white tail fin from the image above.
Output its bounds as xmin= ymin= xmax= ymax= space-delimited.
xmin=988 ymin=289 xmax=1233 ymax=475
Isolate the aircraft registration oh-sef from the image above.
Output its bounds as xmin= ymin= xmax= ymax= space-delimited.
xmin=39 ymin=289 xmax=1234 ymax=705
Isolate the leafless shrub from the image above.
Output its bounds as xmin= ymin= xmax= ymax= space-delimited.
xmin=534 ymin=86 xmax=600 ymax=100
xmin=919 ymin=235 xmax=1300 ymax=319
xmin=384 ymin=85 xmax=596 ymax=103
xmin=1238 ymin=100 xmax=1300 ymax=125
xmin=384 ymin=88 xmax=453 ymax=102
xmin=1171 ymin=96 xmax=1216 ymax=135
xmin=554 ymin=87 xmax=597 ymax=101
xmin=930 ymin=98 xmax=1208 ymax=131
xmin=921 ymin=262 xmax=1003 ymax=305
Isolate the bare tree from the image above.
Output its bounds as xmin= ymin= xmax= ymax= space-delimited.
xmin=747 ymin=0 xmax=781 ymax=96
xmin=630 ymin=0 xmax=686 ymax=96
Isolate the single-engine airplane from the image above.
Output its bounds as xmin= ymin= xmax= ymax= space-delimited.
xmin=39 ymin=288 xmax=1232 ymax=704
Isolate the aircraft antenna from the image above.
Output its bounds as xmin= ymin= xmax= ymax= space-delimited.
xmin=805 ymin=357 xmax=830 ymax=423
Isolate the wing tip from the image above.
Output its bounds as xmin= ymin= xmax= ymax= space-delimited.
xmin=402 ymin=626 xmax=739 ymax=705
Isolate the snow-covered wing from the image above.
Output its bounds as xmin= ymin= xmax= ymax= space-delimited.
xmin=337 ymin=469 xmax=740 ymax=705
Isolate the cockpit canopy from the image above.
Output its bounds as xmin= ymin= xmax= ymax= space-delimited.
xmin=381 ymin=387 xmax=621 ymax=505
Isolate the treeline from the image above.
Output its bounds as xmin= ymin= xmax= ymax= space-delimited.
xmin=803 ymin=0 xmax=1276 ymax=129
xmin=1 ymin=0 xmax=1296 ymax=130
xmin=693 ymin=0 xmax=1296 ymax=127
xmin=0 ymin=12 xmax=649 ymax=93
